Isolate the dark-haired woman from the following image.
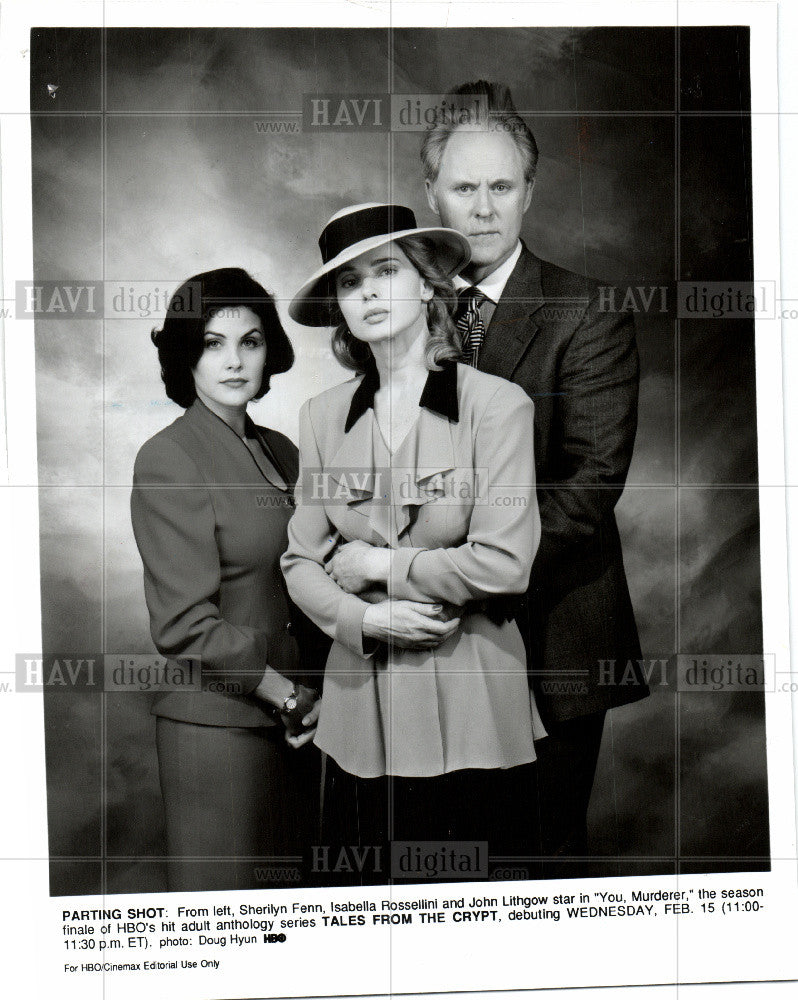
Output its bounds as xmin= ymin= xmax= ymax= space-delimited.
xmin=282 ymin=205 xmax=547 ymax=882
xmin=131 ymin=267 xmax=324 ymax=892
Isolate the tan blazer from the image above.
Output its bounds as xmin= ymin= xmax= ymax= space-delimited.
xmin=281 ymin=360 xmax=545 ymax=778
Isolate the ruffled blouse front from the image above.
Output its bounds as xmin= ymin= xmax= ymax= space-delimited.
xmin=312 ymin=401 xmax=546 ymax=778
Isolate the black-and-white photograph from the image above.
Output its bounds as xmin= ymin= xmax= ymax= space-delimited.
xmin=28 ymin=23 xmax=769 ymax=896
xmin=2 ymin=3 xmax=797 ymax=998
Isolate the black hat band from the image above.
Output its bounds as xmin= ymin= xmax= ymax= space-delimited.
xmin=318 ymin=205 xmax=417 ymax=264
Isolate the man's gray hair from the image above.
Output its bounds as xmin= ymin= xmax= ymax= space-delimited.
xmin=420 ymin=80 xmax=539 ymax=184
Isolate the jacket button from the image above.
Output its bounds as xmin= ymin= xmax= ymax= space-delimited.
xmin=286 ymin=621 xmax=295 ymax=635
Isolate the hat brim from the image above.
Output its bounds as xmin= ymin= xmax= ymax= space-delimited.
xmin=288 ymin=227 xmax=472 ymax=327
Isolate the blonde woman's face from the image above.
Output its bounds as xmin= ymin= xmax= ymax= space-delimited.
xmin=335 ymin=241 xmax=433 ymax=346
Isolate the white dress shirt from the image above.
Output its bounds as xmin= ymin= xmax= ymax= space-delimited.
xmin=453 ymin=239 xmax=523 ymax=329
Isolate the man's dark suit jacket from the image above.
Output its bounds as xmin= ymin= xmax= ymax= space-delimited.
xmin=478 ymin=243 xmax=648 ymax=723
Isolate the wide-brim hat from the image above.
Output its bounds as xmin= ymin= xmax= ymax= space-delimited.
xmin=288 ymin=202 xmax=471 ymax=327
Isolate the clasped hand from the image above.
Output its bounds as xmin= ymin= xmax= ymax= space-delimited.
xmin=284 ymin=694 xmax=321 ymax=750
xmin=327 ymin=539 xmax=460 ymax=651
xmin=325 ymin=538 xmax=387 ymax=593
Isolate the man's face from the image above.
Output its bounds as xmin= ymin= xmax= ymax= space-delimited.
xmin=426 ymin=128 xmax=533 ymax=278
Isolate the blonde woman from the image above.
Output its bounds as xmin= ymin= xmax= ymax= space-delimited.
xmin=282 ymin=204 xmax=546 ymax=881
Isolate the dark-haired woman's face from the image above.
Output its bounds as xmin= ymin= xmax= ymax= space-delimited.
xmin=192 ymin=306 xmax=266 ymax=414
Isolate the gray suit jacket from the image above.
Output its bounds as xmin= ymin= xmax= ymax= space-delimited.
xmin=478 ymin=244 xmax=647 ymax=722
xmin=131 ymin=398 xmax=309 ymax=728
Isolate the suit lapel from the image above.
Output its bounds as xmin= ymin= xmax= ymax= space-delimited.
xmin=478 ymin=245 xmax=546 ymax=381
xmin=247 ymin=425 xmax=290 ymax=492
xmin=184 ymin=399 xmax=289 ymax=492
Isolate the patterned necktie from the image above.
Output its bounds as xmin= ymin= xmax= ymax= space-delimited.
xmin=455 ymin=286 xmax=487 ymax=367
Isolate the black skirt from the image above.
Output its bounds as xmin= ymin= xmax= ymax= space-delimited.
xmin=316 ymin=754 xmax=540 ymax=886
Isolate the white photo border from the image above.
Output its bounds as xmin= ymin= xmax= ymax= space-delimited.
xmin=1 ymin=2 xmax=796 ymax=999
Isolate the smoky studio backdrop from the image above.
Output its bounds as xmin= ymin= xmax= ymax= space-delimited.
xmin=28 ymin=26 xmax=766 ymax=895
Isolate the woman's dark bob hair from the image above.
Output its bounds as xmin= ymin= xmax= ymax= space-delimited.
xmin=151 ymin=267 xmax=294 ymax=408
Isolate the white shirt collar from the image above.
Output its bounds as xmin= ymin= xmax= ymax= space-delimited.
xmin=453 ymin=240 xmax=522 ymax=303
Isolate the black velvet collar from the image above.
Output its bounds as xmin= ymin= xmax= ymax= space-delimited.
xmin=344 ymin=359 xmax=459 ymax=433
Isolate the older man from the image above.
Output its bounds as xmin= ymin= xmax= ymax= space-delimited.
xmin=423 ymin=81 xmax=648 ymax=877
